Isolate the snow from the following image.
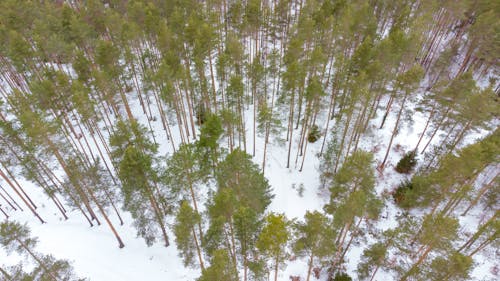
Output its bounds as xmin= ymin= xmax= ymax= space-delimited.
xmin=1 ymin=62 xmax=498 ymax=281
xmin=2 ymin=83 xmax=498 ymax=280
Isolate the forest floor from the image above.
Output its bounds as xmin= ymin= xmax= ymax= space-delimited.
xmin=1 ymin=88 xmax=497 ymax=281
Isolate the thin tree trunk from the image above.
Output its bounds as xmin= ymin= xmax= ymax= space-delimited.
xmin=0 ymin=183 xmax=20 ymax=210
xmin=0 ymin=206 xmax=8 ymax=219
xmin=306 ymin=254 xmax=314 ymax=281
xmin=17 ymin=238 xmax=59 ymax=281
xmin=414 ymin=103 xmax=435 ymax=152
xmin=147 ymin=189 xmax=170 ymax=247
xmin=369 ymin=265 xmax=380 ymax=281
xmin=379 ymin=90 xmax=409 ymax=170
xmin=0 ymin=265 xmax=11 ymax=280
xmin=0 ymin=169 xmax=44 ymax=223
xmin=192 ymin=225 xmax=205 ymax=270
xmin=320 ymin=76 xmax=337 ymax=155
xmin=462 ymin=175 xmax=498 ymax=216
xmin=86 ymin=186 xmax=125 ymax=248
xmin=286 ymin=88 xmax=296 ymax=168
xmin=401 ymin=246 xmax=432 ymax=281
xmin=274 ymin=256 xmax=279 ymax=281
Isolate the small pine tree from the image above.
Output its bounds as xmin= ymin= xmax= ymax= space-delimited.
xmin=307 ymin=124 xmax=321 ymax=143
xmin=332 ymin=272 xmax=352 ymax=281
xmin=395 ymin=151 xmax=417 ymax=173
xmin=393 ymin=180 xmax=413 ymax=206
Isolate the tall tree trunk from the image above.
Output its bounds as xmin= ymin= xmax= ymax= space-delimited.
xmin=400 ymin=246 xmax=432 ymax=281
xmin=17 ymin=238 xmax=59 ymax=281
xmin=306 ymin=254 xmax=314 ymax=281
xmin=86 ymin=185 xmax=125 ymax=248
xmin=379 ymin=90 xmax=409 ymax=170
xmin=147 ymin=189 xmax=170 ymax=247
xmin=0 ymin=169 xmax=44 ymax=223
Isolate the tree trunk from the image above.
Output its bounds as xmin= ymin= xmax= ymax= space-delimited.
xmin=286 ymin=87 xmax=296 ymax=168
xmin=17 ymin=238 xmax=59 ymax=281
xmin=320 ymin=76 xmax=337 ymax=155
xmin=306 ymin=254 xmax=314 ymax=281
xmin=192 ymin=226 xmax=205 ymax=271
xmin=369 ymin=265 xmax=380 ymax=281
xmin=401 ymin=246 xmax=432 ymax=281
xmin=0 ymin=169 xmax=44 ymax=223
xmin=379 ymin=90 xmax=409 ymax=170
xmin=274 ymin=256 xmax=279 ymax=281
xmin=462 ymin=175 xmax=498 ymax=216
xmin=147 ymin=189 xmax=169 ymax=247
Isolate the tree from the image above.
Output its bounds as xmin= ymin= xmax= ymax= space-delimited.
xmin=205 ymin=148 xmax=273 ymax=280
xmin=0 ymin=221 xmax=83 ymax=281
xmin=325 ymin=150 xmax=375 ymax=210
xmin=197 ymin=249 xmax=238 ymax=281
xmin=174 ymin=201 xmax=204 ymax=269
xmin=197 ymin=113 xmax=224 ymax=171
xmin=395 ymin=151 xmax=417 ymax=174
xmin=216 ymin=149 xmax=273 ymax=215
xmin=357 ymin=242 xmax=388 ymax=281
xmin=400 ymin=214 xmax=459 ymax=281
xmin=257 ymin=213 xmax=290 ymax=281
xmin=424 ymin=252 xmax=473 ymax=281
xmin=164 ymin=143 xmax=206 ymax=239
xmin=293 ymin=211 xmax=336 ymax=281
xmin=379 ymin=65 xmax=424 ymax=170
xmin=233 ymin=206 xmax=263 ymax=281
xmin=110 ymin=120 xmax=170 ymax=246
xmin=325 ymin=151 xmax=382 ymax=274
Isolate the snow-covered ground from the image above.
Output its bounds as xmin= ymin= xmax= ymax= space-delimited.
xmin=1 ymin=85 xmax=497 ymax=281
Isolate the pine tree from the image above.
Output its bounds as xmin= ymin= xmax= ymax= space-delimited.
xmin=400 ymin=214 xmax=459 ymax=281
xmin=110 ymin=120 xmax=170 ymax=246
xmin=257 ymin=213 xmax=290 ymax=281
xmin=424 ymin=252 xmax=473 ymax=281
xmin=174 ymin=201 xmax=204 ymax=269
xmin=0 ymin=221 xmax=83 ymax=280
xmin=293 ymin=211 xmax=336 ymax=281
xmin=216 ymin=149 xmax=273 ymax=214
xmin=197 ymin=249 xmax=238 ymax=281
xmin=395 ymin=150 xmax=417 ymax=174
xmin=357 ymin=242 xmax=388 ymax=281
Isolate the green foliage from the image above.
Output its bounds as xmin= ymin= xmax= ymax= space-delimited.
xmin=216 ymin=149 xmax=273 ymax=214
xmin=357 ymin=242 xmax=387 ymax=280
xmin=109 ymin=119 xmax=166 ymax=246
xmin=257 ymin=213 xmax=290 ymax=270
xmin=233 ymin=206 xmax=261 ymax=258
xmin=119 ymin=145 xmax=155 ymax=196
xmin=0 ymin=1 xmax=498 ymax=279
xmin=0 ymin=221 xmax=83 ymax=280
xmin=0 ymin=221 xmax=37 ymax=255
xmin=174 ymin=201 xmax=201 ymax=268
xmin=307 ymin=124 xmax=321 ymax=143
xmin=163 ymin=143 xmax=206 ymax=199
xmin=95 ymin=39 xmax=122 ymax=79
xmin=332 ymin=272 xmax=352 ymax=281
xmin=197 ymin=113 xmax=224 ymax=172
xmin=198 ymin=114 xmax=223 ymax=151
xmin=197 ymin=249 xmax=237 ymax=281
xmin=109 ymin=119 xmax=158 ymax=159
xmin=195 ymin=103 xmax=207 ymax=125
xmin=293 ymin=211 xmax=336 ymax=263
xmin=395 ymin=151 xmax=417 ymax=174
xmin=425 ymin=252 xmax=473 ymax=281
xmin=319 ymin=137 xmax=340 ymax=188
xmin=393 ymin=179 xmax=412 ymax=206
xmin=419 ymin=214 xmax=459 ymax=249
xmin=325 ymin=150 xmax=375 ymax=213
